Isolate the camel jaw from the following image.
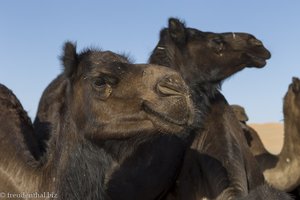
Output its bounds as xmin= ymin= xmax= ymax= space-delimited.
xmin=246 ymin=52 xmax=270 ymax=68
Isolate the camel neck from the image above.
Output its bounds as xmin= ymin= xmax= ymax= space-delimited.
xmin=263 ymin=114 xmax=300 ymax=191
xmin=280 ymin=115 xmax=300 ymax=157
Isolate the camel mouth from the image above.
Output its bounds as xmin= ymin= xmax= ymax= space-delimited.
xmin=142 ymin=102 xmax=188 ymax=126
xmin=246 ymin=51 xmax=271 ymax=68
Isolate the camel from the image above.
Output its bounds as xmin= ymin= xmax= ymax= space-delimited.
xmin=0 ymin=42 xmax=200 ymax=199
xmin=231 ymin=77 xmax=300 ymax=194
xmin=32 ymin=19 xmax=291 ymax=198
xmin=0 ymin=83 xmax=40 ymax=197
xmin=149 ymin=18 xmax=291 ymax=199
xmin=230 ymin=104 xmax=270 ymax=156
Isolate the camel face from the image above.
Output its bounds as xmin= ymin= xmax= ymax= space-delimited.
xmin=63 ymin=43 xmax=195 ymax=140
xmin=0 ymin=43 xmax=199 ymax=198
xmin=214 ymin=32 xmax=271 ymax=68
xmin=56 ymin=42 xmax=199 ymax=199
xmin=284 ymin=77 xmax=300 ymax=120
xmin=149 ymin=18 xmax=271 ymax=84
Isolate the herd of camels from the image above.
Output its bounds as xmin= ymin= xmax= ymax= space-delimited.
xmin=0 ymin=17 xmax=299 ymax=199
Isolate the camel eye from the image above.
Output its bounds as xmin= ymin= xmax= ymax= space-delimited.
xmin=93 ymin=77 xmax=106 ymax=88
xmin=92 ymin=76 xmax=114 ymax=100
xmin=212 ymin=38 xmax=222 ymax=44
xmin=93 ymin=75 xmax=119 ymax=88
xmin=212 ymin=38 xmax=224 ymax=52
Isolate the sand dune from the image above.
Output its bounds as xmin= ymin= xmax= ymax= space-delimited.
xmin=249 ymin=123 xmax=284 ymax=154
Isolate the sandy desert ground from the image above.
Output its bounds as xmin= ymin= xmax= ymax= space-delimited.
xmin=249 ymin=123 xmax=284 ymax=154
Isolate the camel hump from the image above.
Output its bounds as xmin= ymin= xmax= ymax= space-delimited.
xmin=0 ymin=83 xmax=41 ymax=164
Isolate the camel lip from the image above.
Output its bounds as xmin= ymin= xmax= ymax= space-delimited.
xmin=246 ymin=53 xmax=270 ymax=68
xmin=247 ymin=46 xmax=271 ymax=60
xmin=142 ymin=102 xmax=187 ymax=126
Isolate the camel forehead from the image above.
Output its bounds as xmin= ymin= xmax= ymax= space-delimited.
xmin=89 ymin=51 xmax=129 ymax=64
xmin=187 ymin=28 xmax=250 ymax=38
xmin=186 ymin=29 xmax=263 ymax=49
xmin=88 ymin=61 xmax=128 ymax=75
xmin=80 ymin=51 xmax=131 ymax=77
xmin=81 ymin=50 xmax=184 ymax=82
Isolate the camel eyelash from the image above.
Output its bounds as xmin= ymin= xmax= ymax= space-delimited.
xmin=91 ymin=74 xmax=119 ymax=87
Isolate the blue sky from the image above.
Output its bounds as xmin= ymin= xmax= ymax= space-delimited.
xmin=0 ymin=1 xmax=299 ymax=123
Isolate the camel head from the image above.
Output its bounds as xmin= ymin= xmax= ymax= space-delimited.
xmin=284 ymin=77 xmax=300 ymax=121
xmin=231 ymin=104 xmax=249 ymax=123
xmin=62 ymin=42 xmax=196 ymax=140
xmin=55 ymin=42 xmax=200 ymax=199
xmin=149 ymin=17 xmax=271 ymax=85
xmin=0 ymin=43 xmax=200 ymax=199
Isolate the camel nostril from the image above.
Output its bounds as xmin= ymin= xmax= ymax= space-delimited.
xmin=157 ymin=75 xmax=186 ymax=96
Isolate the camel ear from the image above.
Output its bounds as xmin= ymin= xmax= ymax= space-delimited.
xmin=62 ymin=41 xmax=78 ymax=78
xmin=168 ymin=18 xmax=186 ymax=44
